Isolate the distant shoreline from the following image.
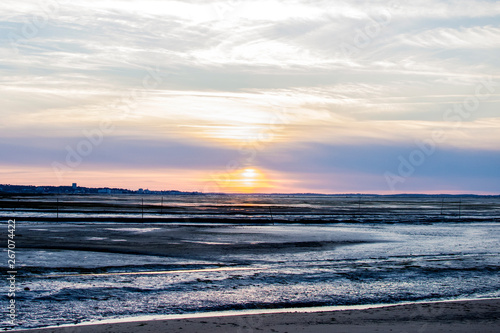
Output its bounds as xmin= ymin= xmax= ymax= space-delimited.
xmin=1 ymin=184 xmax=499 ymax=196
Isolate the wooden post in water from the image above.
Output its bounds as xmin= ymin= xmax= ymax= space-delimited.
xmin=458 ymin=199 xmax=462 ymax=219
xmin=161 ymin=197 xmax=164 ymax=214
xmin=269 ymin=206 xmax=274 ymax=225
xmin=142 ymin=198 xmax=144 ymax=219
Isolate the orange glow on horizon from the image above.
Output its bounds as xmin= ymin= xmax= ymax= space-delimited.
xmin=3 ymin=166 xmax=497 ymax=195
xmin=206 ymin=167 xmax=273 ymax=193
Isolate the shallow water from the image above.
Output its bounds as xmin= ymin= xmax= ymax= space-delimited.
xmin=3 ymin=194 xmax=500 ymax=222
xmin=2 ymin=222 xmax=499 ymax=329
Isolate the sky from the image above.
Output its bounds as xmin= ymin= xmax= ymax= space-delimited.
xmin=1 ymin=0 xmax=499 ymax=194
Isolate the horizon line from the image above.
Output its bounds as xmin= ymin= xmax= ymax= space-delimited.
xmin=1 ymin=183 xmax=499 ymax=197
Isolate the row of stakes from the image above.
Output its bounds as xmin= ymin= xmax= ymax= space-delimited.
xmin=6 ymin=197 xmax=465 ymax=220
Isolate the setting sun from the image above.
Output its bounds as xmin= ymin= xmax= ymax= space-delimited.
xmin=208 ymin=167 xmax=272 ymax=193
xmin=242 ymin=168 xmax=256 ymax=179
xmin=235 ymin=168 xmax=269 ymax=192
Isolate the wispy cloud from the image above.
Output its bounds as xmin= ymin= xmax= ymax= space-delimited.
xmin=402 ymin=25 xmax=500 ymax=49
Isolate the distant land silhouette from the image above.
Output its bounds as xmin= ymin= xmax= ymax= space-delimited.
xmin=0 ymin=184 xmax=200 ymax=195
xmin=0 ymin=184 xmax=498 ymax=197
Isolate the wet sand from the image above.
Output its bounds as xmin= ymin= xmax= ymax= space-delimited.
xmin=16 ymin=223 xmax=378 ymax=258
xmin=13 ymin=299 xmax=500 ymax=332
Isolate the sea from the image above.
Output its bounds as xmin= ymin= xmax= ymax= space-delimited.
xmin=1 ymin=194 xmax=499 ymax=330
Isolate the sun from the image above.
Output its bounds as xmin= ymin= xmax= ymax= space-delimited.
xmin=209 ymin=167 xmax=271 ymax=193
xmin=237 ymin=168 xmax=265 ymax=192
xmin=242 ymin=168 xmax=257 ymax=181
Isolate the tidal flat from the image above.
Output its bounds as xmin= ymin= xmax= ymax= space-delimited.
xmin=1 ymin=194 xmax=499 ymax=330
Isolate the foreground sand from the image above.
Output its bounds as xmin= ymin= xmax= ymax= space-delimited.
xmin=14 ymin=299 xmax=500 ymax=333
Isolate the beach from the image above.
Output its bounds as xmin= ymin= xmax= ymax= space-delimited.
xmin=12 ymin=299 xmax=500 ymax=332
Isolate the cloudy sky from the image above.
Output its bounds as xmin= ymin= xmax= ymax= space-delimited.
xmin=1 ymin=0 xmax=499 ymax=193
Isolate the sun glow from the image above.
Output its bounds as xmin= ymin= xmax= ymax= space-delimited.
xmin=237 ymin=168 xmax=269 ymax=192
xmin=181 ymin=124 xmax=272 ymax=142
xmin=210 ymin=168 xmax=272 ymax=193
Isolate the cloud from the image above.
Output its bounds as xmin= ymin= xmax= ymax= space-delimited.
xmin=402 ymin=25 xmax=500 ymax=49
xmin=256 ymin=141 xmax=500 ymax=193
xmin=0 ymin=136 xmax=237 ymax=169
xmin=1 ymin=0 xmax=500 ymax=193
